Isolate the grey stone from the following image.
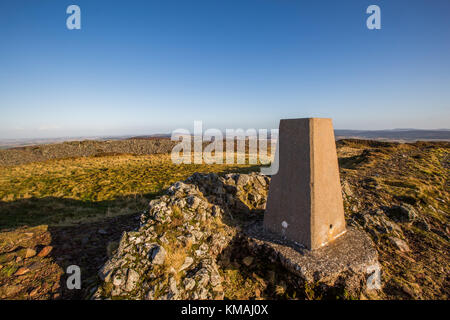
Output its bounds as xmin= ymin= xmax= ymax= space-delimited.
xmin=95 ymin=171 xmax=381 ymax=300
xmin=236 ymin=175 xmax=250 ymax=186
xmin=210 ymin=271 xmax=222 ymax=287
xmin=342 ymin=180 xmax=354 ymax=197
xmin=148 ymin=244 xmax=166 ymax=265
xmin=169 ymin=277 xmax=179 ymax=296
xmin=194 ymin=268 xmax=210 ymax=287
xmin=186 ymin=195 xmax=201 ymax=209
xmin=179 ymin=257 xmax=194 ymax=271
xmin=388 ymin=237 xmax=410 ymax=252
xmin=98 ymin=258 xmax=120 ymax=281
xmin=199 ymin=287 xmax=209 ymax=300
xmin=113 ymin=273 xmax=124 ymax=287
xmin=125 ymin=269 xmax=140 ymax=291
xmin=183 ymin=278 xmax=196 ymax=291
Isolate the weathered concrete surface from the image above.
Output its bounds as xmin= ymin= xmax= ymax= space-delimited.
xmin=263 ymin=118 xmax=346 ymax=250
xmin=245 ymin=221 xmax=379 ymax=294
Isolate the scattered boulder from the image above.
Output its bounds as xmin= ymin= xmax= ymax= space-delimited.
xmin=341 ymin=180 xmax=354 ymax=197
xmin=183 ymin=278 xmax=196 ymax=291
xmin=386 ymin=204 xmax=417 ymax=222
xmin=179 ymin=257 xmax=193 ymax=271
xmin=25 ymin=248 xmax=36 ymax=259
xmin=37 ymin=246 xmax=53 ymax=258
xmin=388 ymin=237 xmax=410 ymax=252
xmin=15 ymin=267 xmax=30 ymax=276
xmin=125 ymin=269 xmax=140 ymax=292
xmin=148 ymin=244 xmax=166 ymax=265
xmin=354 ymin=210 xmax=403 ymax=240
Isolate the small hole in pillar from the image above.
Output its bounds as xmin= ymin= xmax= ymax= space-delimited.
xmin=329 ymin=224 xmax=333 ymax=229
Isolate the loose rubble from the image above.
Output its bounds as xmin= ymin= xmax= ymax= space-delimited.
xmin=94 ymin=172 xmax=270 ymax=300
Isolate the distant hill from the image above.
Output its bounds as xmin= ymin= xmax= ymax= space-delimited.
xmin=0 ymin=129 xmax=448 ymax=150
xmin=0 ymin=134 xmax=171 ymax=149
xmin=0 ymin=139 xmax=177 ymax=166
xmin=334 ymin=129 xmax=450 ymax=141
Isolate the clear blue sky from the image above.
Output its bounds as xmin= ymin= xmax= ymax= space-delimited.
xmin=1 ymin=0 xmax=449 ymax=139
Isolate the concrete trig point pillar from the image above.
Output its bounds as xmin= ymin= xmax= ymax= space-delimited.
xmin=264 ymin=118 xmax=346 ymax=250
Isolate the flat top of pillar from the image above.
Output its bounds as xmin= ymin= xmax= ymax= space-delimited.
xmin=280 ymin=117 xmax=332 ymax=122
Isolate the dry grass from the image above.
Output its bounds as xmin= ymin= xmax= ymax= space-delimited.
xmin=0 ymin=153 xmax=260 ymax=229
xmin=164 ymin=239 xmax=193 ymax=283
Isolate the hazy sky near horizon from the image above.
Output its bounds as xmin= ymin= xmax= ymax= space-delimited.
xmin=1 ymin=0 xmax=449 ymax=139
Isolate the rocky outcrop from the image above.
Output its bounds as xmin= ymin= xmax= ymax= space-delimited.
xmin=93 ymin=172 xmax=270 ymax=300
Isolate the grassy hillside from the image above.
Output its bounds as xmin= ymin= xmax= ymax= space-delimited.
xmin=0 ymin=140 xmax=448 ymax=300
xmin=337 ymin=140 xmax=449 ymax=299
xmin=0 ymin=153 xmax=257 ymax=229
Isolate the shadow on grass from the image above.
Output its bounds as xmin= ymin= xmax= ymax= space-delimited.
xmin=0 ymin=193 xmax=159 ymax=232
xmin=48 ymin=212 xmax=142 ymax=299
xmin=0 ymin=164 xmax=262 ymax=232
xmin=338 ymin=150 xmax=371 ymax=170
xmin=0 ymin=195 xmax=151 ymax=299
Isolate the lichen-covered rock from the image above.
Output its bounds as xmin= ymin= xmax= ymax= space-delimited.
xmin=93 ymin=172 xmax=269 ymax=300
xmin=148 ymin=244 xmax=166 ymax=265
